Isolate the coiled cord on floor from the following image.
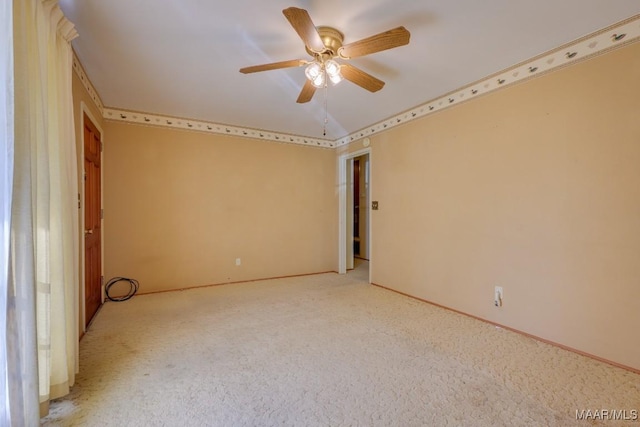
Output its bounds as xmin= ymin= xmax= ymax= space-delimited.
xmin=105 ymin=277 xmax=139 ymax=302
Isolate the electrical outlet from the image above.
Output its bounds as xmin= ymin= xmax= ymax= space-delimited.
xmin=235 ymin=258 xmax=241 ymax=266
xmin=494 ymin=286 xmax=503 ymax=307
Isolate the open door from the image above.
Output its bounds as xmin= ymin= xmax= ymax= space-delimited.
xmin=83 ymin=113 xmax=102 ymax=327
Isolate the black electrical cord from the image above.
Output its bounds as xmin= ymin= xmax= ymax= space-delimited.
xmin=105 ymin=277 xmax=139 ymax=302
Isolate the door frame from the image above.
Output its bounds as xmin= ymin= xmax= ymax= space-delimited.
xmin=338 ymin=147 xmax=371 ymax=279
xmin=80 ymin=102 xmax=104 ymax=331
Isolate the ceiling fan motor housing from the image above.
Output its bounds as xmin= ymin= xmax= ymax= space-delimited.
xmin=306 ymin=26 xmax=344 ymax=59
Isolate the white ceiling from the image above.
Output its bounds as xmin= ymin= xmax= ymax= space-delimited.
xmin=59 ymin=0 xmax=639 ymax=141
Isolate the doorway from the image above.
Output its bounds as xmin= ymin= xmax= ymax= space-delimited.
xmin=338 ymin=148 xmax=371 ymax=281
xmin=352 ymin=154 xmax=370 ymax=261
xmin=83 ymin=112 xmax=102 ymax=328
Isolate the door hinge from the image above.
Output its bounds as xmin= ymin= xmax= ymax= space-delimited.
xmin=78 ymin=193 xmax=81 ymax=209
xmin=101 ymin=275 xmax=104 ymax=288
xmin=100 ymin=208 xmax=104 ymax=220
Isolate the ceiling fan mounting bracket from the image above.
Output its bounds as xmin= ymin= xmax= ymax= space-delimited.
xmin=305 ymin=26 xmax=344 ymax=58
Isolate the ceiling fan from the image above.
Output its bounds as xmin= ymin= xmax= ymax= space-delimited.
xmin=240 ymin=7 xmax=411 ymax=103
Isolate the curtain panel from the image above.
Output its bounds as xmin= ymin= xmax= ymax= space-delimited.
xmin=8 ymin=0 xmax=79 ymax=423
xmin=1 ymin=0 xmax=15 ymax=424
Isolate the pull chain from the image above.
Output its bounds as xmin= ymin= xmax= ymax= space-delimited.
xmin=323 ymin=75 xmax=329 ymax=137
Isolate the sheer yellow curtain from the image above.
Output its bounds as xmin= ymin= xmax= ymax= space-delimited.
xmin=10 ymin=0 xmax=79 ymax=422
xmin=1 ymin=0 xmax=15 ymax=423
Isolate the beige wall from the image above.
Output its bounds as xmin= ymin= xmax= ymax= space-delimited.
xmin=357 ymin=42 xmax=640 ymax=370
xmin=103 ymin=122 xmax=337 ymax=293
xmin=72 ymin=41 xmax=639 ymax=370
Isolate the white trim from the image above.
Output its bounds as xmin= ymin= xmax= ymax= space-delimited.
xmin=346 ymin=158 xmax=354 ymax=271
xmin=81 ymin=101 xmax=103 ymax=137
xmin=338 ymin=154 xmax=346 ymax=274
xmin=338 ymin=147 xmax=372 ymax=278
xmin=79 ymin=102 xmax=105 ymax=332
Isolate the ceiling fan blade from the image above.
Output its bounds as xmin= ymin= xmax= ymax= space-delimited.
xmin=282 ymin=7 xmax=325 ymax=53
xmin=340 ymin=64 xmax=385 ymax=92
xmin=297 ymin=79 xmax=317 ymax=103
xmin=338 ymin=26 xmax=410 ymax=59
xmin=239 ymin=59 xmax=307 ymax=74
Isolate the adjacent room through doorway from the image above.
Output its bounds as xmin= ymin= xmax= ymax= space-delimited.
xmin=340 ymin=149 xmax=371 ymax=282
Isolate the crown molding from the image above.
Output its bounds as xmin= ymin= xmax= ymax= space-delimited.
xmin=72 ymin=51 xmax=104 ymax=113
xmin=81 ymin=15 xmax=638 ymax=150
xmin=336 ymin=14 xmax=640 ymax=147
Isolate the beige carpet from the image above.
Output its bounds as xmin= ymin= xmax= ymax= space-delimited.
xmin=42 ymin=262 xmax=639 ymax=426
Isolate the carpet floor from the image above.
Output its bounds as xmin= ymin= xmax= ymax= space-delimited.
xmin=41 ymin=263 xmax=640 ymax=426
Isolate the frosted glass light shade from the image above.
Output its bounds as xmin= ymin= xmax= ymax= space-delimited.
xmin=325 ymin=59 xmax=340 ymax=77
xmin=329 ymin=73 xmax=342 ymax=85
xmin=311 ymin=72 xmax=325 ymax=88
xmin=305 ymin=62 xmax=322 ymax=80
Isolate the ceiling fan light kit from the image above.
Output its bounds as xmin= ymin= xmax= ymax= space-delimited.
xmin=305 ymin=58 xmax=342 ymax=88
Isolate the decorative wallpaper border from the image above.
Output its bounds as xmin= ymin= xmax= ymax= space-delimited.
xmin=72 ymin=52 xmax=104 ymax=113
xmin=335 ymin=14 xmax=640 ymax=147
xmin=103 ymin=109 xmax=335 ymax=148
xmin=86 ymin=14 xmax=638 ymax=150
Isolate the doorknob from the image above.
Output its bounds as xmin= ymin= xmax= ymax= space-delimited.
xmin=84 ymin=229 xmax=93 ymax=235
